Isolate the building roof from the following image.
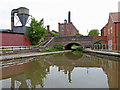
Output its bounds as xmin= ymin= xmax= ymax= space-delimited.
xmin=110 ymin=12 xmax=120 ymax=22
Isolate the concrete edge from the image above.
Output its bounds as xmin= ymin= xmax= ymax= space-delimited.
xmin=0 ymin=50 xmax=72 ymax=61
xmin=84 ymin=50 xmax=120 ymax=57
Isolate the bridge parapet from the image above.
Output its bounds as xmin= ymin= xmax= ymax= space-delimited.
xmin=39 ymin=36 xmax=94 ymax=50
xmin=54 ymin=36 xmax=93 ymax=42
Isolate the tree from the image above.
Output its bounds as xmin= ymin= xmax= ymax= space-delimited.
xmin=27 ymin=18 xmax=47 ymax=45
xmin=76 ymin=33 xmax=83 ymax=36
xmin=93 ymin=39 xmax=101 ymax=44
xmin=49 ymin=31 xmax=61 ymax=37
xmin=88 ymin=29 xmax=99 ymax=36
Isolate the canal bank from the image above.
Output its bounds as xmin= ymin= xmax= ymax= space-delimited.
xmin=84 ymin=50 xmax=120 ymax=57
xmin=0 ymin=50 xmax=72 ymax=61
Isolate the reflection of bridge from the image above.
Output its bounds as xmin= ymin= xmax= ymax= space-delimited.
xmin=39 ymin=36 xmax=93 ymax=50
xmin=1 ymin=53 xmax=120 ymax=88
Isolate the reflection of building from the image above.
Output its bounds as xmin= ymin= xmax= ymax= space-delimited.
xmin=1 ymin=54 xmax=119 ymax=88
xmin=102 ymin=60 xmax=119 ymax=88
xmin=58 ymin=11 xmax=79 ymax=36
xmin=58 ymin=66 xmax=74 ymax=83
xmin=101 ymin=12 xmax=120 ymax=50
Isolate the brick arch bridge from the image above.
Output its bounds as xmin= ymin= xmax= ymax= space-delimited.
xmin=40 ymin=36 xmax=94 ymax=50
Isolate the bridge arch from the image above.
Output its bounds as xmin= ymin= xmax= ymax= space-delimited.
xmin=65 ymin=42 xmax=82 ymax=50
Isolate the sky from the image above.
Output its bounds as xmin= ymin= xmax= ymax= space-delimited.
xmin=0 ymin=0 xmax=119 ymax=35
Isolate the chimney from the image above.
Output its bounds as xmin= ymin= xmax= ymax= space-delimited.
xmin=47 ymin=25 xmax=50 ymax=31
xmin=64 ymin=19 xmax=67 ymax=23
xmin=68 ymin=11 xmax=71 ymax=23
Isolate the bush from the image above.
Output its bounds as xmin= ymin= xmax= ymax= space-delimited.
xmin=41 ymin=48 xmax=57 ymax=53
xmin=53 ymin=44 xmax=64 ymax=51
xmin=77 ymin=45 xmax=83 ymax=51
xmin=76 ymin=33 xmax=83 ymax=36
xmin=71 ymin=44 xmax=77 ymax=48
xmin=72 ymin=50 xmax=83 ymax=55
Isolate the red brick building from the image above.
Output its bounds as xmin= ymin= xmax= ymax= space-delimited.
xmin=101 ymin=12 xmax=120 ymax=50
xmin=58 ymin=11 xmax=79 ymax=36
xmin=0 ymin=32 xmax=31 ymax=46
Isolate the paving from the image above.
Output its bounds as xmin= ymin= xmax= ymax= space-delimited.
xmin=85 ymin=50 xmax=120 ymax=57
xmin=0 ymin=50 xmax=71 ymax=61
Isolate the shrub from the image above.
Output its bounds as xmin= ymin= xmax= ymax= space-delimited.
xmin=72 ymin=50 xmax=83 ymax=55
xmin=41 ymin=48 xmax=57 ymax=53
xmin=71 ymin=44 xmax=77 ymax=48
xmin=53 ymin=44 xmax=64 ymax=51
xmin=77 ymin=45 xmax=83 ymax=51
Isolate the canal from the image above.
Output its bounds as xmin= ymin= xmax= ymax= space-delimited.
xmin=0 ymin=52 xmax=120 ymax=88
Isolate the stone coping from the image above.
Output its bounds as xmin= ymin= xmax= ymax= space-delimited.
xmin=0 ymin=50 xmax=72 ymax=61
xmin=85 ymin=50 xmax=120 ymax=57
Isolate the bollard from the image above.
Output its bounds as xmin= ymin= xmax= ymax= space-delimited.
xmin=12 ymin=47 xmax=13 ymax=51
xmin=19 ymin=46 xmax=21 ymax=51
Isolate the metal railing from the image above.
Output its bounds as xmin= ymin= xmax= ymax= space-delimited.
xmin=0 ymin=46 xmax=31 ymax=51
xmin=92 ymin=43 xmax=120 ymax=53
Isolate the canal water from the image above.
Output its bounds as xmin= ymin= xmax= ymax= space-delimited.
xmin=0 ymin=52 xmax=120 ymax=88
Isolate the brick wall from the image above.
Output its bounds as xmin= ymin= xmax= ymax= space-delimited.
xmin=93 ymin=36 xmax=108 ymax=44
xmin=0 ymin=33 xmax=31 ymax=46
xmin=58 ymin=22 xmax=79 ymax=36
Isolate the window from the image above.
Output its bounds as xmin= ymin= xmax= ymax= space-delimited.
xmin=62 ymin=25 xmax=63 ymax=28
xmin=108 ymin=29 xmax=110 ymax=34
xmin=67 ymin=25 xmax=69 ymax=31
xmin=108 ymin=40 xmax=112 ymax=50
xmin=62 ymin=29 xmax=64 ymax=31
xmin=111 ymin=27 xmax=112 ymax=33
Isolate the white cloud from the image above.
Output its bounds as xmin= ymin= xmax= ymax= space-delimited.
xmin=0 ymin=0 xmax=119 ymax=35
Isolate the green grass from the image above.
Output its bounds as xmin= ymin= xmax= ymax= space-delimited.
xmin=0 ymin=49 xmax=11 ymax=51
xmin=41 ymin=43 xmax=64 ymax=53
xmin=41 ymin=48 xmax=63 ymax=53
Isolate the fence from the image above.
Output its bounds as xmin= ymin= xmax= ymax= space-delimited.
xmin=93 ymin=43 xmax=120 ymax=53
xmin=0 ymin=46 xmax=31 ymax=51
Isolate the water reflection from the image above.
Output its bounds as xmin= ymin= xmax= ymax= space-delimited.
xmin=1 ymin=52 xmax=120 ymax=88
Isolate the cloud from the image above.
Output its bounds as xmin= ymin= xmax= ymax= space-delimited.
xmin=0 ymin=0 xmax=119 ymax=35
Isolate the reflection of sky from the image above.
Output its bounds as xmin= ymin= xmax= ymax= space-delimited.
xmin=1 ymin=78 xmax=11 ymax=88
xmin=44 ymin=66 xmax=109 ymax=88
xmin=1 ymin=66 xmax=109 ymax=88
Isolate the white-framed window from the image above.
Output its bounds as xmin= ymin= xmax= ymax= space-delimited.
xmin=111 ymin=27 xmax=112 ymax=33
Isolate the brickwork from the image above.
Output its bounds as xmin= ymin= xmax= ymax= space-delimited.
xmin=58 ymin=22 xmax=79 ymax=36
xmin=43 ymin=36 xmax=93 ymax=49
xmin=101 ymin=12 xmax=120 ymax=50
xmin=0 ymin=33 xmax=31 ymax=46
xmin=93 ymin=36 xmax=108 ymax=44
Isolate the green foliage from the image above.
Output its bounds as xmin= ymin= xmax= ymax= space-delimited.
xmin=93 ymin=39 xmax=101 ymax=44
xmin=49 ymin=31 xmax=61 ymax=37
xmin=27 ymin=18 xmax=47 ymax=45
xmin=53 ymin=43 xmax=64 ymax=51
xmin=72 ymin=50 xmax=83 ymax=56
xmin=88 ymin=29 xmax=99 ymax=36
xmin=41 ymin=44 xmax=64 ymax=53
xmin=77 ymin=45 xmax=83 ymax=51
xmin=76 ymin=33 xmax=83 ymax=36
xmin=71 ymin=44 xmax=77 ymax=48
xmin=71 ymin=44 xmax=83 ymax=51
xmin=38 ymin=40 xmax=47 ymax=46
xmin=41 ymin=48 xmax=58 ymax=53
